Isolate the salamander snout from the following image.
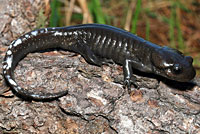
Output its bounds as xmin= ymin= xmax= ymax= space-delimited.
xmin=185 ymin=56 xmax=193 ymax=64
xmin=167 ymin=59 xmax=196 ymax=82
xmin=179 ymin=56 xmax=196 ymax=82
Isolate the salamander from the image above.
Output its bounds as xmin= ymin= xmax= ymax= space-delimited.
xmin=2 ymin=24 xmax=196 ymax=100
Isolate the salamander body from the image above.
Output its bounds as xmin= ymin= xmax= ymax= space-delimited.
xmin=2 ymin=24 xmax=196 ymax=100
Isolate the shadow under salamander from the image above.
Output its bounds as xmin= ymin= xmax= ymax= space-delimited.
xmin=132 ymin=68 xmax=196 ymax=91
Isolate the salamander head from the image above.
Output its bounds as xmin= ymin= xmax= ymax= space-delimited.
xmin=151 ymin=46 xmax=196 ymax=82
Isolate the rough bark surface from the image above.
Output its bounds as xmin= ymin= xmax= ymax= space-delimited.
xmin=0 ymin=0 xmax=200 ymax=134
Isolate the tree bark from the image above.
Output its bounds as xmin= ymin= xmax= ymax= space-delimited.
xmin=0 ymin=0 xmax=199 ymax=133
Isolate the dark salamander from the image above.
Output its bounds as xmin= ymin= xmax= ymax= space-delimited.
xmin=2 ymin=24 xmax=196 ymax=100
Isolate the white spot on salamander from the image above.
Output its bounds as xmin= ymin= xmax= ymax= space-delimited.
xmin=10 ymin=40 xmax=15 ymax=45
xmin=45 ymin=28 xmax=48 ymax=33
xmin=40 ymin=29 xmax=44 ymax=33
xmin=3 ymin=70 xmax=6 ymax=74
xmin=54 ymin=31 xmax=63 ymax=36
xmin=25 ymin=34 xmax=30 ymax=38
xmin=8 ymin=79 xmax=17 ymax=86
xmin=5 ymin=75 xmax=17 ymax=86
xmin=13 ymin=39 xmax=22 ymax=47
xmin=31 ymin=30 xmax=38 ymax=36
xmin=68 ymin=32 xmax=72 ymax=36
xmin=78 ymin=31 xmax=82 ymax=35
xmin=6 ymin=50 xmax=12 ymax=55
xmin=5 ymin=55 xmax=13 ymax=70
xmin=101 ymin=36 xmax=106 ymax=44
xmin=3 ymin=64 xmax=7 ymax=69
xmin=163 ymin=62 xmax=173 ymax=67
xmin=118 ymin=41 xmax=122 ymax=47
xmin=73 ymin=31 xmax=78 ymax=36
xmin=9 ymin=40 xmax=16 ymax=49
xmin=64 ymin=32 xmax=68 ymax=36
xmin=9 ymin=44 xmax=13 ymax=49
xmin=107 ymin=38 xmax=111 ymax=45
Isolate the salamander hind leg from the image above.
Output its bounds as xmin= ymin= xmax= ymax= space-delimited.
xmin=79 ymin=45 xmax=104 ymax=66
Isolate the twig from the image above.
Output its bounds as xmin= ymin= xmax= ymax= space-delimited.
xmin=44 ymin=0 xmax=51 ymax=17
xmin=124 ymin=0 xmax=135 ymax=31
xmin=77 ymin=0 xmax=93 ymax=23
xmin=65 ymin=0 xmax=76 ymax=26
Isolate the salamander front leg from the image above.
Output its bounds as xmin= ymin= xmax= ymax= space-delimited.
xmin=123 ymin=59 xmax=137 ymax=94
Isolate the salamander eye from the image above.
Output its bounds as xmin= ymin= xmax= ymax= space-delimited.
xmin=172 ymin=64 xmax=182 ymax=74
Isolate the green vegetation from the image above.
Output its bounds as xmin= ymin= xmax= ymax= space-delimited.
xmin=49 ymin=0 xmax=63 ymax=27
xmin=169 ymin=1 xmax=185 ymax=50
xmin=131 ymin=0 xmax=142 ymax=33
xmin=88 ymin=0 xmax=106 ymax=24
xmin=36 ymin=9 xmax=48 ymax=28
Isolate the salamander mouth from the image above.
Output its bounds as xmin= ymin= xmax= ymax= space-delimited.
xmin=167 ymin=68 xmax=196 ymax=82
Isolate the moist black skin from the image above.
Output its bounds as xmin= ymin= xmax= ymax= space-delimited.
xmin=2 ymin=24 xmax=196 ymax=100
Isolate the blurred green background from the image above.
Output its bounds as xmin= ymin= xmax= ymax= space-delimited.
xmin=38 ymin=0 xmax=200 ymax=76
